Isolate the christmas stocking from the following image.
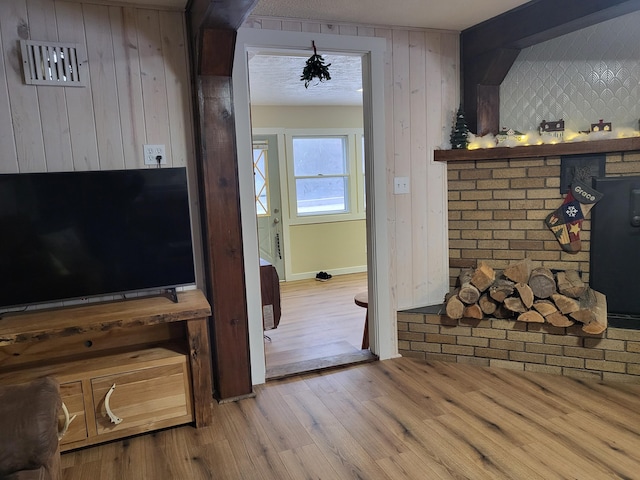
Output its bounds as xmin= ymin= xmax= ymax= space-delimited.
xmin=545 ymin=178 xmax=603 ymax=253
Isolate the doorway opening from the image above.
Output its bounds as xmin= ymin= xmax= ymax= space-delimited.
xmin=247 ymin=51 xmax=375 ymax=378
xmin=233 ymin=27 xmax=392 ymax=386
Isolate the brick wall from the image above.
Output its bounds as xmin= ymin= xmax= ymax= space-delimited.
xmin=397 ymin=149 xmax=640 ymax=382
xmin=397 ymin=312 xmax=640 ymax=382
xmin=446 ymin=151 xmax=640 ymax=286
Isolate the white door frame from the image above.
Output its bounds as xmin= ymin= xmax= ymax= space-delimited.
xmin=233 ymin=27 xmax=395 ymax=385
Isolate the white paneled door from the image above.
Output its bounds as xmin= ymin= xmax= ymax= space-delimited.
xmin=254 ymin=135 xmax=285 ymax=278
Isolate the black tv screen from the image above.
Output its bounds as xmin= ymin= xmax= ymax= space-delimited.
xmin=0 ymin=167 xmax=196 ymax=309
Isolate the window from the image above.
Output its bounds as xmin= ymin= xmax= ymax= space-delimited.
xmin=292 ymin=136 xmax=349 ymax=215
xmin=278 ymin=129 xmax=365 ymax=224
xmin=252 ymin=141 xmax=269 ymax=216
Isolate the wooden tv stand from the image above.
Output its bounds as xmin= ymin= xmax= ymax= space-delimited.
xmin=0 ymin=289 xmax=213 ymax=452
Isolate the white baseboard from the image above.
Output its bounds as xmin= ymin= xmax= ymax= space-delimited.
xmin=285 ymin=265 xmax=367 ymax=282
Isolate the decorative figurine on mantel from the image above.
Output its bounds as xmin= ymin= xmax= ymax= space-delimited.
xmin=539 ymin=119 xmax=565 ymax=138
xmin=496 ymin=127 xmax=524 ymax=144
xmin=591 ymin=119 xmax=611 ymax=132
xmin=450 ymin=105 xmax=470 ymax=149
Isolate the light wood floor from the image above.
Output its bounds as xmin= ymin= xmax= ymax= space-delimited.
xmin=264 ymin=272 xmax=371 ymax=378
xmin=61 ymin=357 xmax=640 ymax=479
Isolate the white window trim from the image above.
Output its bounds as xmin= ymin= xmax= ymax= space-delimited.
xmin=284 ymin=128 xmax=365 ymax=226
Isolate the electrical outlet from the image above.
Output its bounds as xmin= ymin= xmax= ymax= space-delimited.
xmin=143 ymin=144 xmax=166 ymax=165
xmin=394 ymin=176 xmax=410 ymax=194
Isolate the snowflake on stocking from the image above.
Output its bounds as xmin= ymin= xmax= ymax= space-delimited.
xmin=545 ymin=172 xmax=603 ymax=253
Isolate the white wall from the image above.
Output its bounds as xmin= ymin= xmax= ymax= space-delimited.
xmin=0 ymin=0 xmax=204 ymax=295
xmin=251 ymin=105 xmax=364 ymax=129
xmin=501 ymin=10 xmax=640 ymax=133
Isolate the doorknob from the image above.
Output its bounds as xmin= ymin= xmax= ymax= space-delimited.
xmin=273 ymin=218 xmax=280 ymax=224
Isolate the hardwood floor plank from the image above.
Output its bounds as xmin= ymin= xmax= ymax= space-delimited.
xmin=265 ymin=273 xmax=368 ymax=373
xmin=376 ymin=450 xmax=455 ymax=480
xmin=433 ymin=411 xmax=547 ymax=480
xmin=404 ymin=419 xmax=498 ymax=480
xmin=543 ymin=414 xmax=640 ymax=479
xmin=216 ymin=399 xmax=292 ymax=479
xmin=250 ymin=386 xmax=315 ymax=452
xmin=304 ymin=373 xmax=410 ymax=460
xmin=61 ymin=357 xmax=640 ymax=479
xmin=501 ymin=445 xmax=567 ymax=480
xmin=520 ymin=438 xmax=622 ymax=479
xmin=279 ymin=444 xmax=342 ymax=480
xmin=189 ymin=439 xmax=242 ymax=480
xmin=282 ymin=388 xmax=393 ymax=479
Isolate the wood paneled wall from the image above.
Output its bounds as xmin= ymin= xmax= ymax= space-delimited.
xmin=0 ymin=0 xmax=194 ymax=173
xmin=0 ymin=0 xmax=203 ymax=286
xmin=244 ymin=17 xmax=458 ymax=310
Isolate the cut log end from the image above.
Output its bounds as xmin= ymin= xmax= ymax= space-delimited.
xmin=518 ymin=310 xmax=545 ymax=323
xmin=463 ymin=303 xmax=484 ymax=320
xmin=529 ymin=267 xmax=556 ymax=299
xmin=445 ymin=291 xmax=464 ymax=320
xmin=470 ymin=261 xmax=496 ymax=292
xmin=581 ymin=290 xmax=608 ymax=335
xmin=546 ymin=311 xmax=575 ymax=328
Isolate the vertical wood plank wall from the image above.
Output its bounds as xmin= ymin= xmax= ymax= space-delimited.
xmin=244 ymin=17 xmax=458 ymax=310
xmin=0 ymin=0 xmax=193 ymax=171
xmin=0 ymin=0 xmax=203 ymax=285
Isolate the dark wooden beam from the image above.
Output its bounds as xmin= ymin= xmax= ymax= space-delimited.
xmin=461 ymin=0 xmax=640 ymax=134
xmin=187 ymin=0 xmax=258 ymax=32
xmin=463 ymin=48 xmax=520 ymax=135
xmin=463 ymin=0 xmax=640 ymax=57
xmin=198 ymin=29 xmax=236 ymax=76
xmin=195 ymin=75 xmax=253 ymax=400
xmin=186 ymin=0 xmax=257 ymax=400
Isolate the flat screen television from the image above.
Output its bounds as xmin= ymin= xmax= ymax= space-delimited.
xmin=0 ymin=167 xmax=196 ymax=310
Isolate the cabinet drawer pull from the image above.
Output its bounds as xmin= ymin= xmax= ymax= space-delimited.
xmin=58 ymin=402 xmax=77 ymax=440
xmin=105 ymin=383 xmax=123 ymax=425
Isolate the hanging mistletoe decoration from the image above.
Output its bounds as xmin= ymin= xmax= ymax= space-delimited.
xmin=300 ymin=41 xmax=331 ymax=88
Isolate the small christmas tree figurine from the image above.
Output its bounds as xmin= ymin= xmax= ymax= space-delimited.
xmin=450 ymin=105 xmax=470 ymax=149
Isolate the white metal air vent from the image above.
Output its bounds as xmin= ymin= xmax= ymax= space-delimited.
xmin=20 ymin=40 xmax=86 ymax=87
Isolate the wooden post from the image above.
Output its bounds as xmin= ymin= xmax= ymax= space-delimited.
xmin=187 ymin=0 xmax=258 ymax=400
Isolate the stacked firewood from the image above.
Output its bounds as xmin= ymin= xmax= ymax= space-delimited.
xmin=445 ymin=259 xmax=607 ymax=334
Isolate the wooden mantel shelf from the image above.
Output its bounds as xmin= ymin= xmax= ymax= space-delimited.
xmin=434 ymin=137 xmax=640 ymax=162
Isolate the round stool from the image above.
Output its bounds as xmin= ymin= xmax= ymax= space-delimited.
xmin=354 ymin=291 xmax=369 ymax=349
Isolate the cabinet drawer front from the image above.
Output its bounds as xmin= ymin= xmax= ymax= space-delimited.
xmin=58 ymin=381 xmax=88 ymax=445
xmin=92 ymin=362 xmax=192 ymax=435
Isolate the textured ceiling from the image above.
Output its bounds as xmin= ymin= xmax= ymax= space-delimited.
xmin=248 ymin=53 xmax=363 ymax=106
xmin=251 ymin=0 xmax=531 ymax=30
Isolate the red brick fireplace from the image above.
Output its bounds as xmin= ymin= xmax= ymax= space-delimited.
xmin=397 ymin=139 xmax=640 ymax=383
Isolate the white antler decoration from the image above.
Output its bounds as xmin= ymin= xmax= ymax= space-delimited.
xmin=105 ymin=383 xmax=123 ymax=425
